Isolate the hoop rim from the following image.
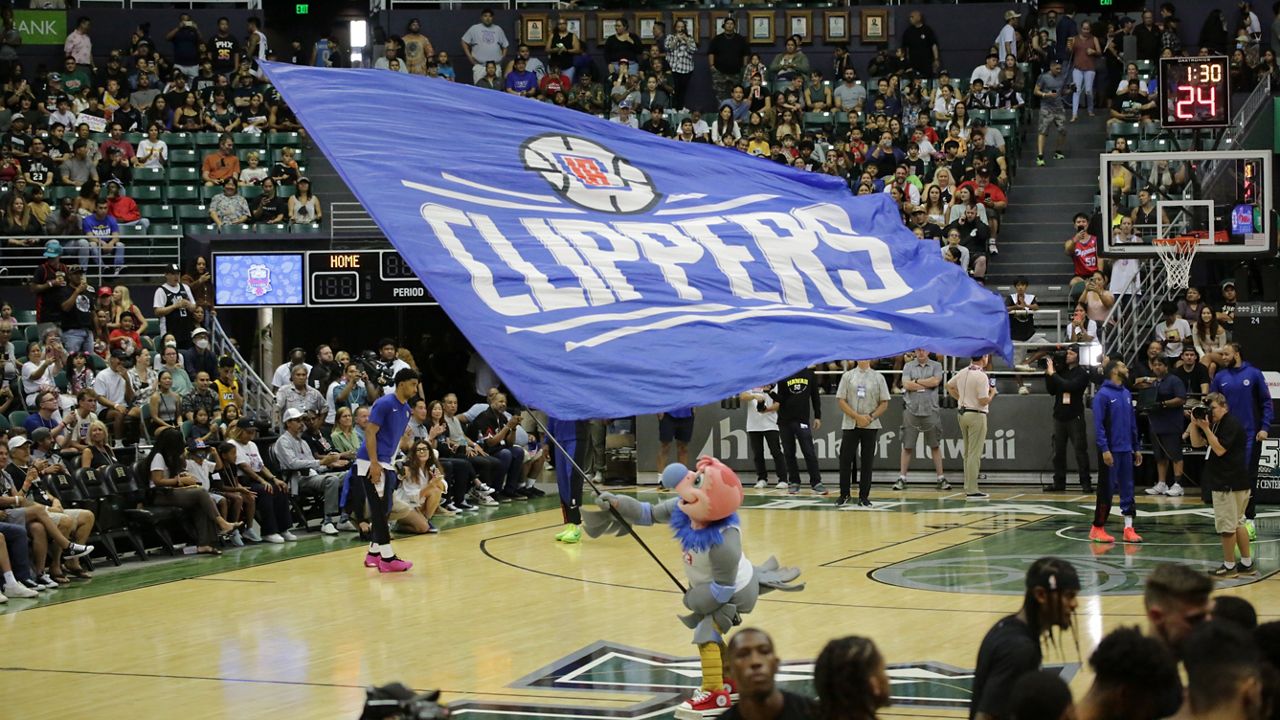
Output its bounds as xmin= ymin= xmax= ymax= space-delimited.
xmin=1151 ymin=237 xmax=1202 ymax=249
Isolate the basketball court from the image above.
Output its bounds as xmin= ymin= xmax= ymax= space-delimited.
xmin=4 ymin=482 xmax=1277 ymax=719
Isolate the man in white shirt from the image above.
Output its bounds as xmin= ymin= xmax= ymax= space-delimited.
xmin=274 ymin=407 xmax=344 ymax=535
xmin=271 ymin=347 xmax=312 ymax=390
xmin=740 ymin=386 xmax=783 ymax=490
xmin=996 ymin=10 xmax=1020 ymax=62
xmin=611 ymin=102 xmax=639 ymax=129
xmin=1154 ymin=301 xmax=1192 ymax=358
xmin=91 ymin=350 xmax=140 ymax=444
xmin=970 ymin=53 xmax=1002 ymax=90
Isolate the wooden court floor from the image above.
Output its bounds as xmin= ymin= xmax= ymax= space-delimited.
xmin=3 ymin=484 xmax=1277 ymax=720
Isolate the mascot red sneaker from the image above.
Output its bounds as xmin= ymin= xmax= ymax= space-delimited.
xmin=583 ymin=456 xmax=804 ymax=718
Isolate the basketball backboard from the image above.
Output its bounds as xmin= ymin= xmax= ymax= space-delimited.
xmin=1099 ymin=150 xmax=1272 ymax=257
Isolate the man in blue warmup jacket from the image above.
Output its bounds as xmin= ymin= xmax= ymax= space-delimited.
xmin=1209 ymin=342 xmax=1273 ymax=541
xmin=1092 ymin=360 xmax=1144 ymax=544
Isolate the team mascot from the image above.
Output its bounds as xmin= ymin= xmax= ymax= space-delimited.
xmin=583 ymin=456 xmax=804 ymax=718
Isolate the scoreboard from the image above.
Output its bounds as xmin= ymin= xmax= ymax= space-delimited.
xmin=308 ymin=250 xmax=432 ymax=306
xmin=1159 ymin=56 xmax=1230 ymax=129
xmin=212 ymin=249 xmax=434 ymax=307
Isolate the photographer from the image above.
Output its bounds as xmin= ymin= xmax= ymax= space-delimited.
xmin=369 ymin=338 xmax=410 ymax=396
xmin=1144 ymin=356 xmax=1187 ymax=497
xmin=1188 ymin=393 xmax=1257 ymax=579
xmin=1208 ymin=342 xmax=1273 ymax=540
xmin=1045 ymin=345 xmax=1093 ymax=492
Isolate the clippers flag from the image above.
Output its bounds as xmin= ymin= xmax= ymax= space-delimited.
xmin=263 ymin=61 xmax=1012 ymax=420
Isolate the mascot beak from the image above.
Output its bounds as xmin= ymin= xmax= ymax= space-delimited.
xmin=660 ymin=462 xmax=691 ymax=489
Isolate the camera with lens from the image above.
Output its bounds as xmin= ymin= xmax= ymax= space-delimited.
xmin=1191 ymin=405 xmax=1209 ymax=420
xmin=359 ymin=684 xmax=448 ymax=720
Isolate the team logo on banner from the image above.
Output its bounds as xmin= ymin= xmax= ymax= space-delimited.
xmin=522 ymin=134 xmax=659 ymax=213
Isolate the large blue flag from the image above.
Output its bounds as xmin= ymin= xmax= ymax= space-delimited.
xmin=262 ymin=61 xmax=1012 ymax=420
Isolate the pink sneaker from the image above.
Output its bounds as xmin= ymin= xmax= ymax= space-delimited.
xmin=377 ymin=557 xmax=413 ymax=573
xmin=364 ymin=553 xmax=380 ymax=568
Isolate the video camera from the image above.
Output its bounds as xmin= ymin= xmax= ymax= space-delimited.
xmin=1191 ymin=405 xmax=1209 ymax=420
xmin=359 ymin=684 xmax=448 ymax=720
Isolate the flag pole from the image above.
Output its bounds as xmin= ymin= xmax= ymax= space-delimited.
xmin=532 ymin=414 xmax=688 ymax=594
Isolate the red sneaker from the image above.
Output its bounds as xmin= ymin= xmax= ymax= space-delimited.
xmin=1088 ymin=525 xmax=1115 ymax=543
xmin=364 ymin=553 xmax=380 ymax=568
xmin=377 ymin=557 xmax=413 ymax=573
xmin=1122 ymin=527 xmax=1143 ymax=543
xmin=724 ymin=677 xmax=739 ymax=703
xmin=673 ymin=688 xmax=732 ymax=719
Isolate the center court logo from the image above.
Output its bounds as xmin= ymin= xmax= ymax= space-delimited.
xmin=520 ymin=134 xmax=660 ymax=214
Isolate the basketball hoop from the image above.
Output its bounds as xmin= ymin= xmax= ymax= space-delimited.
xmin=1153 ymin=238 xmax=1198 ymax=290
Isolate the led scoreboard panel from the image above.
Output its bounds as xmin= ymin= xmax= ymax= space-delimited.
xmin=1159 ymin=56 xmax=1230 ymax=128
xmin=306 ymin=250 xmax=433 ymax=306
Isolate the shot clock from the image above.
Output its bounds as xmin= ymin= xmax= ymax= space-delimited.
xmin=1159 ymin=56 xmax=1230 ymax=129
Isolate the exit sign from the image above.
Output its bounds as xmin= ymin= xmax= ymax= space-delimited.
xmin=296 ymin=3 xmax=309 ymax=13
xmin=1099 ymin=0 xmax=1112 ymax=5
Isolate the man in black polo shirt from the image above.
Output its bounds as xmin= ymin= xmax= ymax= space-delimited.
xmin=1189 ymin=392 xmax=1256 ymax=579
xmin=57 ymin=264 xmax=96 ymax=355
xmin=467 ymin=391 xmax=527 ymax=501
xmin=772 ymin=366 xmax=825 ymax=496
xmin=1045 ymin=345 xmax=1093 ymax=492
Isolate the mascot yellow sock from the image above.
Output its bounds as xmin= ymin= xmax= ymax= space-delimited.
xmin=698 ymin=642 xmax=727 ymax=692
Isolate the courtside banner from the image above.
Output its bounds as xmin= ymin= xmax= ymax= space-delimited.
xmin=262 ymin=61 xmax=1012 ymax=419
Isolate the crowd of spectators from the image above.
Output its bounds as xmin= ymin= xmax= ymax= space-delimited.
xmin=0 ymin=10 xmax=316 ymax=279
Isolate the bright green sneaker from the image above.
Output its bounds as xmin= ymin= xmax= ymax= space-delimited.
xmin=1245 ymin=519 xmax=1257 ymax=541
xmin=559 ymin=525 xmax=582 ymax=544
xmin=554 ymin=523 xmax=578 ymax=542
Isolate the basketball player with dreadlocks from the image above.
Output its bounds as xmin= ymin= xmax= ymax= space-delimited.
xmin=546 ymin=417 xmax=589 ymax=544
xmin=969 ymin=557 xmax=1080 ymax=720
xmin=813 ymin=635 xmax=892 ymax=720
xmin=1090 ymin=360 xmax=1144 ymax=544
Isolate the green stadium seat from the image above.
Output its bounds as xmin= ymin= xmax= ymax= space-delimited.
xmin=161 ymin=132 xmax=194 ymax=149
xmin=968 ymin=108 xmax=990 ymax=124
xmin=200 ymin=185 xmax=221 ymax=202
xmin=266 ymin=132 xmax=300 ymax=149
xmin=167 ymin=185 xmax=202 ymax=203
xmin=134 ymin=166 xmax=164 ymax=183
xmin=277 ymin=185 xmax=296 ymax=198
xmin=9 ymin=411 xmax=28 ymax=429
xmin=1109 ymin=122 xmax=1140 ymax=139
xmin=291 ymin=223 xmax=322 ymax=233
xmin=0 ymin=414 xmax=8 ymax=432
xmin=241 ymin=185 xmax=262 ymax=202
xmin=149 ymin=223 xmax=181 ymax=236
xmin=124 ymin=132 xmax=144 ymax=145
xmin=803 ymin=112 xmax=833 ymax=129
xmin=222 ymin=223 xmax=253 ymax=235
xmin=183 ymin=223 xmax=218 ymax=236
xmin=232 ymin=132 xmax=263 ymax=147
xmin=166 ymin=167 xmax=198 ymax=182
xmin=144 ymin=318 xmax=160 ymax=336
xmin=11 ymin=339 xmax=27 ymax=358
xmin=194 ymin=132 xmax=222 ymax=148
xmin=14 ymin=310 xmax=34 ymax=324
xmin=121 ymin=224 xmax=148 ymax=237
xmin=169 ymin=149 xmax=198 ymax=165
xmin=132 ymin=185 xmax=164 ymax=202
xmin=48 ymin=186 xmax=79 ymax=200
xmin=255 ymin=223 xmax=290 ymax=233
xmin=175 ymin=204 xmax=211 ymax=221
xmin=989 ymin=108 xmax=1018 ymax=124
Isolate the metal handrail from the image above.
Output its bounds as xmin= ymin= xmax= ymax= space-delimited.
xmin=1103 ymin=257 xmax=1165 ymax=366
xmin=0 ymin=234 xmax=181 ymax=287
xmin=208 ymin=313 xmax=275 ymax=421
xmin=329 ymin=201 xmax=382 ymax=239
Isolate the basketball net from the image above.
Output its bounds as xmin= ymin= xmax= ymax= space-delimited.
xmin=1153 ymin=239 xmax=1197 ymax=290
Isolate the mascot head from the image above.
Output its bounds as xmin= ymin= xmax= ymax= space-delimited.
xmin=661 ymin=456 xmax=743 ymax=528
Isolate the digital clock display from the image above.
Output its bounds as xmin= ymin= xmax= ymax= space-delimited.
xmin=1159 ymin=56 xmax=1230 ymax=128
xmin=304 ymin=250 xmax=433 ymax=307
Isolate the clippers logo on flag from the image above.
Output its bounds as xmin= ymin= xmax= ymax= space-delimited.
xmin=262 ymin=61 xmax=1013 ymax=419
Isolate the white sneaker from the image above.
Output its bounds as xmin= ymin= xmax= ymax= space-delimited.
xmin=0 ymin=591 xmax=5 ymax=603
xmin=2 ymin=581 xmax=37 ymax=599
xmin=754 ymin=479 xmax=768 ymax=489
xmin=229 ymin=530 xmax=245 ymax=547
xmin=592 ymin=471 xmax=604 ymax=483
xmin=282 ymin=531 xmax=298 ymax=541
xmin=320 ymin=522 xmax=339 ymax=536
xmin=263 ymin=533 xmax=285 ymax=544
xmin=336 ymin=520 xmax=358 ymax=532
xmin=243 ymin=528 xmax=263 ymax=542
xmin=38 ymin=573 xmax=60 ymax=589
xmin=1017 ymin=384 xmax=1030 ymax=395
xmin=1145 ymin=482 xmax=1169 ymax=496
xmin=1166 ymin=483 xmax=1185 ymax=497
xmin=775 ymin=479 xmax=788 ymax=490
